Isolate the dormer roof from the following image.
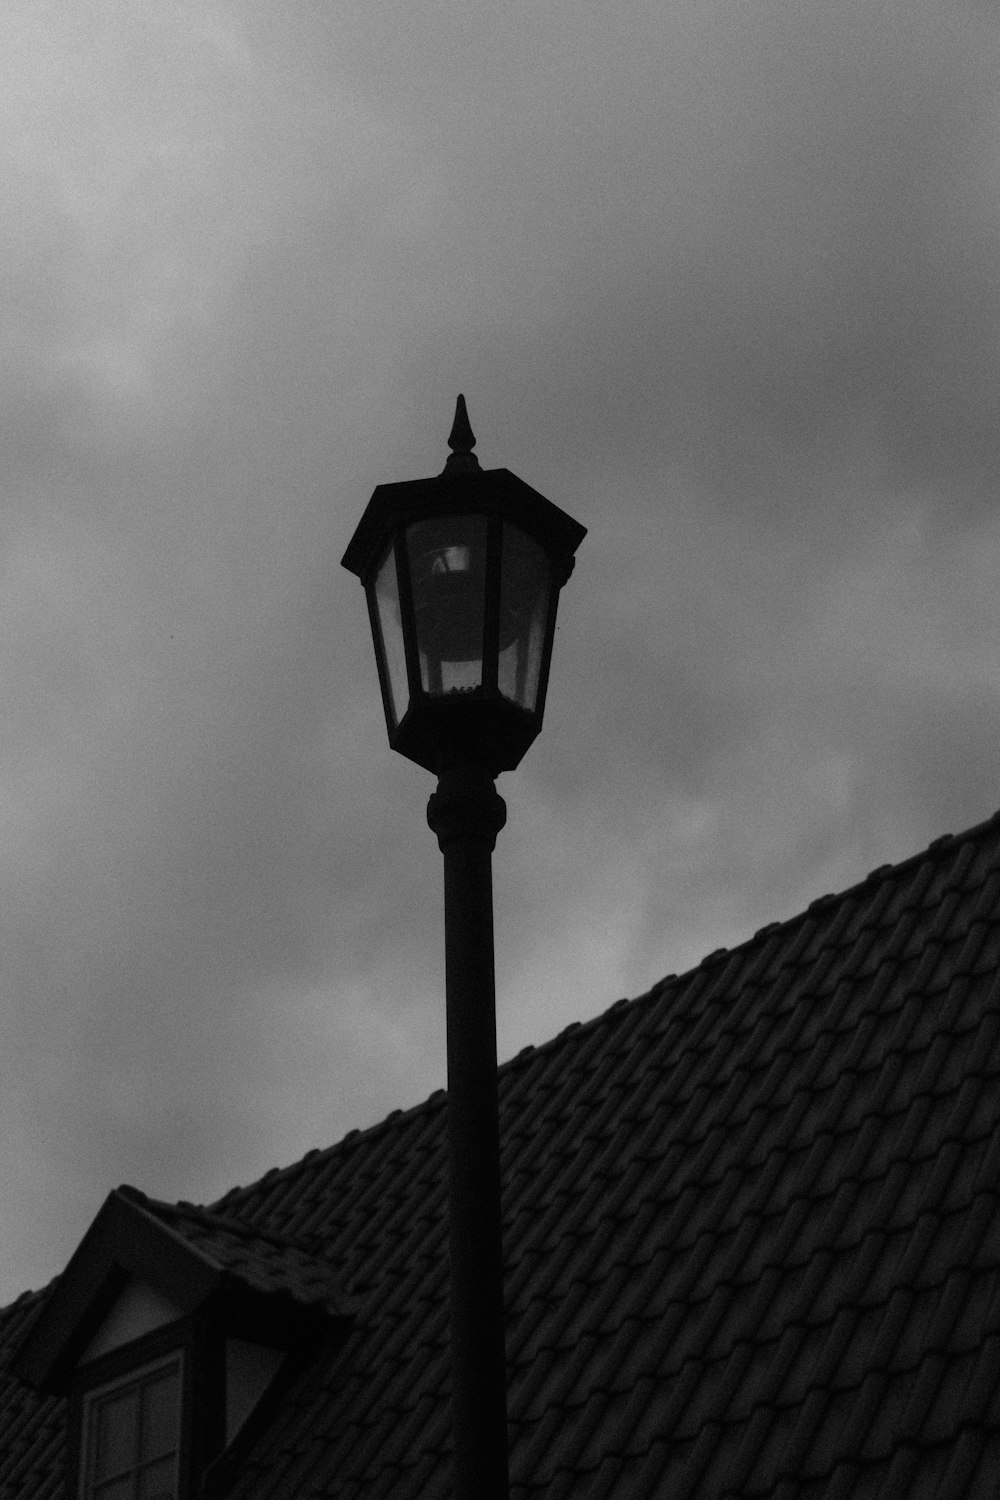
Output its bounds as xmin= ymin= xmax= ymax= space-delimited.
xmin=13 ymin=1185 xmax=352 ymax=1394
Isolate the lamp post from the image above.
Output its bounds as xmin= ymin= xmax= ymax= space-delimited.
xmin=342 ymin=397 xmax=585 ymax=1500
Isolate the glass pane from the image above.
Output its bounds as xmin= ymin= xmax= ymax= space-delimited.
xmin=138 ymin=1456 xmax=177 ymax=1500
xmin=498 ymin=523 xmax=550 ymax=711
xmin=406 ymin=515 xmax=487 ymax=696
xmin=93 ymin=1389 xmax=139 ymax=1480
xmin=140 ymin=1368 xmax=180 ymax=1460
xmin=372 ymin=540 xmax=409 ymax=729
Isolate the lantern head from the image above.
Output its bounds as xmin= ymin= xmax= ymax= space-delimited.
xmin=342 ymin=397 xmax=586 ymax=776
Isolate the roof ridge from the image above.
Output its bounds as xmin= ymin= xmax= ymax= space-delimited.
xmin=497 ymin=806 xmax=1000 ymax=1075
xmin=644 ymin=800 xmax=1000 ymax=988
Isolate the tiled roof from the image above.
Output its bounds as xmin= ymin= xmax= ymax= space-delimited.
xmin=0 ymin=1293 xmax=63 ymax=1500
xmin=118 ymin=1187 xmax=352 ymax=1317
xmin=4 ymin=808 xmax=1000 ymax=1496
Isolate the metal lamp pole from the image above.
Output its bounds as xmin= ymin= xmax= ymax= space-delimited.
xmin=341 ymin=398 xmax=585 ymax=1500
xmin=427 ymin=763 xmax=509 ymax=1500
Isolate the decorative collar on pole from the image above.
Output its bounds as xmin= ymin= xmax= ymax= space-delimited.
xmin=443 ymin=394 xmax=481 ymax=474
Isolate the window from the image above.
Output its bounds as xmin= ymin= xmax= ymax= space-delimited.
xmin=81 ymin=1356 xmax=182 ymax=1500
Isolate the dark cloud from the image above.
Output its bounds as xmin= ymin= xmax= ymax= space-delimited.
xmin=4 ymin=0 xmax=1000 ymax=1300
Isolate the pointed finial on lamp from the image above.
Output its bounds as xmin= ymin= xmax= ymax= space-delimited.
xmin=443 ymin=394 xmax=480 ymax=474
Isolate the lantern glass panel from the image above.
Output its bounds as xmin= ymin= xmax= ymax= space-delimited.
xmin=406 ymin=514 xmax=487 ymax=696
xmin=373 ymin=540 xmax=409 ymax=729
xmin=498 ymin=522 xmax=551 ymax=712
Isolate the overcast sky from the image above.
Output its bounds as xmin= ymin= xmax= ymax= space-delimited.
xmin=3 ymin=0 xmax=1000 ymax=1302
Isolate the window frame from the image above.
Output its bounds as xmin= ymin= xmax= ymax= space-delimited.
xmin=80 ymin=1350 xmax=184 ymax=1500
xmin=64 ymin=1317 xmax=224 ymax=1500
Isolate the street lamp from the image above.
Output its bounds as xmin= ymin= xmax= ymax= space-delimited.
xmin=342 ymin=396 xmax=585 ymax=1500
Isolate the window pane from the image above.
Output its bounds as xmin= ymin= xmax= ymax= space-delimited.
xmin=373 ymin=541 xmax=409 ymax=729
xmin=93 ymin=1389 xmax=139 ymax=1480
xmin=498 ymin=523 xmax=550 ymax=711
xmin=140 ymin=1369 xmax=180 ymax=1460
xmin=138 ymin=1456 xmax=177 ymax=1500
xmin=86 ymin=1361 xmax=180 ymax=1500
xmin=406 ymin=515 xmax=487 ymax=696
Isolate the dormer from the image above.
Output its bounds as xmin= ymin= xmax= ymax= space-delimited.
xmin=12 ymin=1186 xmax=352 ymax=1499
